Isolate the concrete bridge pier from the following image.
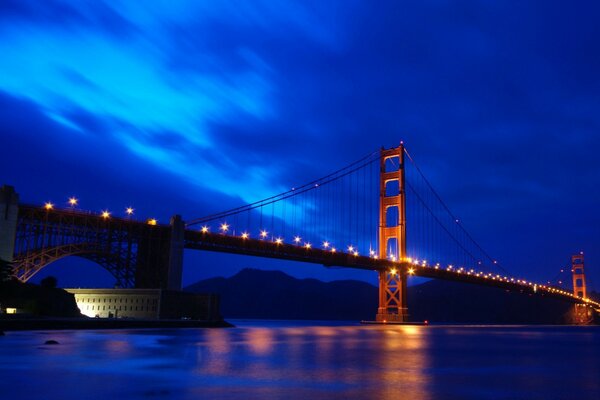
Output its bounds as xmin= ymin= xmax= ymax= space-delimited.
xmin=135 ymin=213 xmax=184 ymax=290
xmin=167 ymin=214 xmax=184 ymax=290
xmin=0 ymin=185 xmax=19 ymax=263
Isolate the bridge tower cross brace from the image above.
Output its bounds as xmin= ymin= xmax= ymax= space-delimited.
xmin=376 ymin=143 xmax=408 ymax=322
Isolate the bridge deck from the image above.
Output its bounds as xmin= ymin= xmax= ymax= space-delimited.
xmin=185 ymin=230 xmax=600 ymax=309
xmin=11 ymin=204 xmax=599 ymax=311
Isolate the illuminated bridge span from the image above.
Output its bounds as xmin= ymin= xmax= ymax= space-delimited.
xmin=1 ymin=143 xmax=598 ymax=322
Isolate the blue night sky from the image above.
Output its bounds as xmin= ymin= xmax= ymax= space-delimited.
xmin=1 ymin=1 xmax=599 ymax=290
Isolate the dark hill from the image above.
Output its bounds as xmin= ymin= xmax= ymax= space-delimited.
xmin=186 ymin=269 xmax=377 ymax=320
xmin=186 ymin=268 xmax=576 ymax=323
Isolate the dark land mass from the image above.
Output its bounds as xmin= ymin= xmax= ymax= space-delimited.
xmin=0 ymin=280 xmax=231 ymax=331
xmin=0 ymin=280 xmax=81 ymax=318
xmin=186 ymin=268 xmax=592 ymax=324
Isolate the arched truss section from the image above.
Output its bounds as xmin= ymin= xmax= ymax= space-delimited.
xmin=13 ymin=243 xmax=136 ymax=288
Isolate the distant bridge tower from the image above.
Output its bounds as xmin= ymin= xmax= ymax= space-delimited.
xmin=571 ymin=252 xmax=593 ymax=324
xmin=571 ymin=253 xmax=587 ymax=299
xmin=376 ymin=143 xmax=408 ymax=322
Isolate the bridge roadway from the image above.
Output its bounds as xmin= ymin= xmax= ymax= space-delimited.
xmin=12 ymin=205 xmax=600 ymax=311
xmin=185 ymin=230 xmax=600 ymax=310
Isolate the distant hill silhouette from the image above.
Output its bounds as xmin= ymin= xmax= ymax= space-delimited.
xmin=186 ymin=269 xmax=377 ymax=321
xmin=186 ymin=268 xmax=579 ymax=324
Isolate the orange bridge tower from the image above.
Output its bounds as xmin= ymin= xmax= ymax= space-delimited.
xmin=572 ymin=253 xmax=587 ymax=299
xmin=376 ymin=143 xmax=408 ymax=322
xmin=571 ymin=253 xmax=593 ymax=324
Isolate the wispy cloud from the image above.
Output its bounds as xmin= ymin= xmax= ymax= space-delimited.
xmin=0 ymin=0 xmax=341 ymax=203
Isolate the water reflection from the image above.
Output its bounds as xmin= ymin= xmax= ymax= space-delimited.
xmin=103 ymin=339 xmax=132 ymax=355
xmin=197 ymin=323 xmax=431 ymax=398
xmin=378 ymin=326 xmax=431 ymax=400
xmin=198 ymin=328 xmax=233 ymax=376
xmin=245 ymin=328 xmax=274 ymax=356
xmin=0 ymin=324 xmax=599 ymax=399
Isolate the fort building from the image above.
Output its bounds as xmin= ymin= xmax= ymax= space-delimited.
xmin=66 ymin=289 xmax=221 ymax=321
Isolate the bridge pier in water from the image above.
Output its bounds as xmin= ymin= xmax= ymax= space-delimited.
xmin=377 ymin=270 xmax=408 ymax=322
xmin=166 ymin=215 xmax=184 ymax=290
xmin=0 ymin=185 xmax=19 ymax=263
xmin=375 ymin=144 xmax=409 ymax=322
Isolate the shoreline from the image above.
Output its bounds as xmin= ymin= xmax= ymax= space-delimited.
xmin=0 ymin=317 xmax=234 ymax=331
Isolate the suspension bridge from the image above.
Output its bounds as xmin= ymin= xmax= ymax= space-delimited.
xmin=1 ymin=143 xmax=597 ymax=323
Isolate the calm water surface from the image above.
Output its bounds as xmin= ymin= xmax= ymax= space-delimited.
xmin=0 ymin=321 xmax=599 ymax=399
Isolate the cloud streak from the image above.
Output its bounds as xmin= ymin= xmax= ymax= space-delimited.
xmin=0 ymin=1 xmax=322 ymax=203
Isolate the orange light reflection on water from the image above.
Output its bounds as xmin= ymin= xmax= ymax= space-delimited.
xmin=245 ymin=328 xmax=274 ymax=356
xmin=193 ymin=324 xmax=431 ymax=398
xmin=377 ymin=325 xmax=431 ymax=400
xmin=197 ymin=328 xmax=233 ymax=376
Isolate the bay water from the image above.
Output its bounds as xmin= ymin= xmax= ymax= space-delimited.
xmin=0 ymin=320 xmax=598 ymax=399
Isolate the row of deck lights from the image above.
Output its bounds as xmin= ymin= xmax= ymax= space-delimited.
xmin=201 ymin=223 xmax=509 ymax=280
xmin=401 ymin=257 xmax=598 ymax=305
xmin=202 ymin=223 xmax=503 ymax=275
xmin=203 ymin=223 xmax=336 ymax=252
xmin=42 ymin=199 xmax=158 ymax=226
xmin=204 ymin=222 xmax=600 ymax=308
xmin=397 ymin=257 xmax=600 ymax=307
